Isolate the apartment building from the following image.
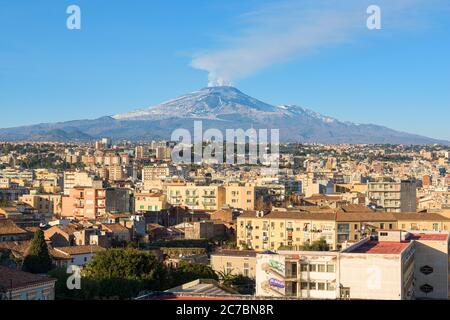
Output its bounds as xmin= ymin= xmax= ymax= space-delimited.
xmin=19 ymin=194 xmax=62 ymax=216
xmin=134 ymin=193 xmax=168 ymax=212
xmin=142 ymin=164 xmax=175 ymax=190
xmin=237 ymin=210 xmax=337 ymax=251
xmin=256 ymin=230 xmax=450 ymax=300
xmin=63 ymin=171 xmax=102 ymax=195
xmin=108 ymin=165 xmax=125 ymax=181
xmin=224 ymin=183 xmax=255 ymax=210
xmin=166 ymin=184 xmax=225 ymax=211
xmin=237 ymin=210 xmax=450 ymax=251
xmin=61 ymin=187 xmax=106 ymax=219
xmin=367 ymin=180 xmax=417 ymax=212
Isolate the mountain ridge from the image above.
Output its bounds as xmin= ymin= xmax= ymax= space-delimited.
xmin=0 ymin=86 xmax=448 ymax=145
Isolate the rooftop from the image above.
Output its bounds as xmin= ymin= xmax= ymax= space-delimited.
xmin=211 ymin=250 xmax=258 ymax=258
xmin=347 ymin=240 xmax=411 ymax=255
xmin=410 ymin=233 xmax=449 ymax=241
xmin=0 ymin=266 xmax=56 ymax=290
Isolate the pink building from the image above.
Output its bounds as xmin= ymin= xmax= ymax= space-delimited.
xmin=61 ymin=187 xmax=106 ymax=219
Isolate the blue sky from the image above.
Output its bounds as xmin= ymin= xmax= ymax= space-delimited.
xmin=1 ymin=0 xmax=449 ymax=140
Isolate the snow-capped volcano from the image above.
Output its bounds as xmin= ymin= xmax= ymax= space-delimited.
xmin=0 ymin=86 xmax=447 ymax=145
xmin=113 ymin=86 xmax=278 ymax=121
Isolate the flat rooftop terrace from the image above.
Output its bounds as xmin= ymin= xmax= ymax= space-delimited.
xmin=347 ymin=241 xmax=410 ymax=254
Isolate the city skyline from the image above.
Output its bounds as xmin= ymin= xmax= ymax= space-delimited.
xmin=1 ymin=0 xmax=450 ymax=140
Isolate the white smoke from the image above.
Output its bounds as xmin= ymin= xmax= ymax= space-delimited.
xmin=191 ymin=0 xmax=435 ymax=87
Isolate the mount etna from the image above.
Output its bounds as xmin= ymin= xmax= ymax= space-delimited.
xmin=0 ymin=86 xmax=447 ymax=145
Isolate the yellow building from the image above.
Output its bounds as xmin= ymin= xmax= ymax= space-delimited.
xmin=224 ymin=183 xmax=255 ymax=210
xmin=19 ymin=194 xmax=62 ymax=216
xmin=134 ymin=193 xmax=168 ymax=212
xmin=210 ymin=250 xmax=257 ymax=278
xmin=237 ymin=210 xmax=450 ymax=251
xmin=166 ymin=184 xmax=225 ymax=211
xmin=237 ymin=210 xmax=337 ymax=251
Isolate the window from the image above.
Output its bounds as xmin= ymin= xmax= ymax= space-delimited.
xmin=420 ymin=265 xmax=434 ymax=275
xmin=326 ymin=265 xmax=335 ymax=273
xmin=354 ymin=235 xmax=358 ymax=240
xmin=300 ymin=264 xmax=308 ymax=272
xmin=389 ymin=224 xmax=393 ymax=230
xmin=420 ymin=284 xmax=433 ymax=294
xmin=354 ymin=224 xmax=358 ymax=230
xmin=309 ymin=282 xmax=317 ymax=290
xmin=300 ymin=282 xmax=308 ymax=290
xmin=317 ymin=264 xmax=326 ymax=272
xmin=309 ymin=264 xmax=317 ymax=272
xmin=380 ymin=223 xmax=385 ymax=229
xmin=244 ymin=263 xmax=250 ymax=277
xmin=318 ymin=283 xmax=326 ymax=291
xmin=327 ymin=283 xmax=335 ymax=291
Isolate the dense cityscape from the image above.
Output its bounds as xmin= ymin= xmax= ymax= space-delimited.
xmin=1 ymin=139 xmax=449 ymax=300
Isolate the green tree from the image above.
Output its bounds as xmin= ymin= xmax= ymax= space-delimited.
xmin=82 ymin=248 xmax=169 ymax=298
xmin=301 ymin=238 xmax=330 ymax=251
xmin=22 ymin=230 xmax=52 ymax=274
xmin=171 ymin=261 xmax=218 ymax=287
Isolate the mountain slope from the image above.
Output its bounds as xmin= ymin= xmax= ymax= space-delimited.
xmin=0 ymin=86 xmax=447 ymax=144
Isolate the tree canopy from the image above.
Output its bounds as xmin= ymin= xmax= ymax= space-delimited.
xmin=22 ymin=230 xmax=52 ymax=274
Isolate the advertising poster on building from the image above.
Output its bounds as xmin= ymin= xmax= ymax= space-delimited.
xmin=256 ymin=254 xmax=286 ymax=297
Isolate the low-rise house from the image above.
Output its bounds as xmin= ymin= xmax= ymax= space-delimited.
xmin=211 ymin=250 xmax=258 ymax=278
xmin=52 ymin=245 xmax=106 ymax=267
xmin=0 ymin=220 xmax=30 ymax=242
xmin=44 ymin=224 xmax=79 ymax=247
xmin=101 ymin=223 xmax=131 ymax=243
xmin=0 ymin=266 xmax=56 ymax=300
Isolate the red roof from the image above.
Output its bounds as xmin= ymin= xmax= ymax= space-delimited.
xmin=348 ymin=241 xmax=410 ymax=254
xmin=411 ymin=234 xmax=449 ymax=241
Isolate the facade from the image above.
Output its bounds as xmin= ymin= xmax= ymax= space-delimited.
xmin=255 ymin=230 xmax=449 ymax=300
xmin=19 ymin=194 xmax=62 ymax=216
xmin=237 ymin=210 xmax=450 ymax=251
xmin=367 ymin=180 xmax=417 ymax=212
xmin=237 ymin=210 xmax=337 ymax=251
xmin=224 ymin=183 xmax=255 ymax=210
xmin=166 ymin=184 xmax=225 ymax=211
xmin=105 ymin=188 xmax=130 ymax=213
xmin=134 ymin=193 xmax=168 ymax=212
xmin=211 ymin=250 xmax=258 ymax=278
xmin=63 ymin=171 xmax=103 ymax=195
xmin=61 ymin=187 xmax=107 ymax=219
xmin=52 ymin=245 xmax=106 ymax=267
xmin=0 ymin=266 xmax=56 ymax=300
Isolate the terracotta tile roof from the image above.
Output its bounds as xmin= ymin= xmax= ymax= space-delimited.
xmin=337 ymin=205 xmax=374 ymax=213
xmin=101 ymin=223 xmax=129 ymax=233
xmin=54 ymin=245 xmax=106 ymax=255
xmin=0 ymin=220 xmax=28 ymax=235
xmin=0 ymin=240 xmax=31 ymax=256
xmin=0 ymin=266 xmax=56 ymax=290
xmin=410 ymin=233 xmax=449 ymax=241
xmin=347 ymin=241 xmax=410 ymax=254
xmin=393 ymin=212 xmax=450 ymax=221
xmin=239 ymin=210 xmax=336 ymax=220
xmin=336 ymin=212 xmax=397 ymax=222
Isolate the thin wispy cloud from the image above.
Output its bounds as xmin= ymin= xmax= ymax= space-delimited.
xmin=191 ymin=0 xmax=436 ymax=87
